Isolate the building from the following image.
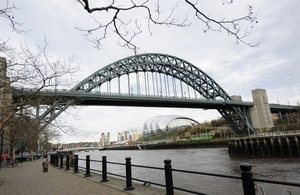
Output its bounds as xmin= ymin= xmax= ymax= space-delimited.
xmin=117 ymin=130 xmax=141 ymax=142
xmin=100 ymin=133 xmax=110 ymax=147
xmin=117 ymin=132 xmax=124 ymax=142
xmin=142 ymin=115 xmax=199 ymax=138
xmin=131 ymin=130 xmax=141 ymax=141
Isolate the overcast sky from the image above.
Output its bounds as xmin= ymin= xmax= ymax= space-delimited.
xmin=1 ymin=0 xmax=300 ymax=143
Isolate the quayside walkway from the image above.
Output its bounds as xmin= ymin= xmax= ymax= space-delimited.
xmin=0 ymin=159 xmax=167 ymax=195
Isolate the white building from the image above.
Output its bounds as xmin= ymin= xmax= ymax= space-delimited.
xmin=100 ymin=132 xmax=111 ymax=147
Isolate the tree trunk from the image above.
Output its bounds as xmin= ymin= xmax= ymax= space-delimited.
xmin=9 ymin=141 xmax=16 ymax=167
xmin=30 ymin=149 xmax=34 ymax=161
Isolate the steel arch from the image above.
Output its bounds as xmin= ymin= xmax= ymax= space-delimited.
xmin=72 ymin=53 xmax=231 ymax=100
xmin=40 ymin=53 xmax=254 ymax=134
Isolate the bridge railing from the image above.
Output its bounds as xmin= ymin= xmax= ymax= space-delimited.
xmin=13 ymin=87 xmax=212 ymax=100
xmin=250 ymin=130 xmax=300 ymax=137
xmin=14 ymin=88 xmax=253 ymax=106
xmin=50 ymin=154 xmax=300 ymax=195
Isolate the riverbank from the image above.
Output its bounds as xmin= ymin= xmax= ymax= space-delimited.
xmin=0 ymin=158 xmax=182 ymax=195
xmin=228 ymin=134 xmax=300 ymax=157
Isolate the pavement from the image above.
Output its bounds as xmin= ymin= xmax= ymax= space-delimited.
xmin=0 ymin=158 xmax=169 ymax=195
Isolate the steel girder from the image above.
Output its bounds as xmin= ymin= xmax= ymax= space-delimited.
xmin=39 ymin=53 xmax=254 ymax=134
xmin=218 ymin=106 xmax=254 ymax=134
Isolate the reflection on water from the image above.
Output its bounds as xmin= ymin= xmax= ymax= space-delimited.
xmin=77 ymin=148 xmax=300 ymax=195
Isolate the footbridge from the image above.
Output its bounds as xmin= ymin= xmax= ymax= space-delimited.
xmin=2 ymin=54 xmax=298 ymax=134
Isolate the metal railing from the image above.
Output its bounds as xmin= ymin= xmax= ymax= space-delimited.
xmin=50 ymin=154 xmax=300 ymax=195
xmin=12 ymin=87 xmax=254 ymax=106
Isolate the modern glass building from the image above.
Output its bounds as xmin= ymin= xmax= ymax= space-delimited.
xmin=142 ymin=115 xmax=199 ymax=138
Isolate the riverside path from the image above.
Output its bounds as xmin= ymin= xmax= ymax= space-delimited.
xmin=0 ymin=158 xmax=167 ymax=195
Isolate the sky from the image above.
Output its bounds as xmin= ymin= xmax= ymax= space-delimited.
xmin=1 ymin=0 xmax=300 ymax=143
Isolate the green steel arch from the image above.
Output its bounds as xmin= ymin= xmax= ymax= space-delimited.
xmin=72 ymin=53 xmax=231 ymax=100
xmin=40 ymin=53 xmax=254 ymax=134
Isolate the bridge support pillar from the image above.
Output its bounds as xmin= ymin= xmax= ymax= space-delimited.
xmin=0 ymin=57 xmax=13 ymax=162
xmin=0 ymin=57 xmax=12 ymax=105
xmin=250 ymin=89 xmax=274 ymax=132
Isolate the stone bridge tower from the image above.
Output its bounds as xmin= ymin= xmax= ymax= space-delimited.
xmin=250 ymin=88 xmax=274 ymax=132
xmin=0 ymin=57 xmax=12 ymax=156
xmin=0 ymin=57 xmax=12 ymax=109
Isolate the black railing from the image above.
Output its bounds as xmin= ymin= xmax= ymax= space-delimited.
xmin=50 ymin=154 xmax=300 ymax=195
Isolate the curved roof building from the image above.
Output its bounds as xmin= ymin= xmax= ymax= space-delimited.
xmin=143 ymin=115 xmax=199 ymax=137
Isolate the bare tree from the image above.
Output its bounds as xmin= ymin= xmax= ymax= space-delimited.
xmin=4 ymin=115 xmax=35 ymax=166
xmin=1 ymin=1 xmax=80 ymax=162
xmin=6 ymin=40 xmax=77 ymax=89
xmin=0 ymin=39 xmax=78 ymax=128
xmin=0 ymin=40 xmax=79 ymax=164
xmin=76 ymin=0 xmax=258 ymax=53
xmin=38 ymin=126 xmax=61 ymax=157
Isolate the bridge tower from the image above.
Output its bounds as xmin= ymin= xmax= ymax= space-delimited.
xmin=0 ymin=57 xmax=13 ymax=156
xmin=0 ymin=57 xmax=12 ymax=107
xmin=0 ymin=57 xmax=13 ymax=122
xmin=250 ymin=88 xmax=274 ymax=132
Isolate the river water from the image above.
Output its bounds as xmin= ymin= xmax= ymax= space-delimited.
xmin=76 ymin=148 xmax=300 ymax=195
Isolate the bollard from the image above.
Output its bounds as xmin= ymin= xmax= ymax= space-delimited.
xmin=51 ymin=154 xmax=53 ymax=165
xmin=100 ymin=156 xmax=109 ymax=182
xmin=295 ymin=136 xmax=300 ymax=156
xmin=60 ymin=154 xmax=63 ymax=169
xmin=240 ymin=163 xmax=256 ymax=195
xmin=52 ymin=154 xmax=55 ymax=166
xmin=164 ymin=159 xmax=174 ymax=195
xmin=42 ymin=159 xmax=49 ymax=172
xmin=50 ymin=154 xmax=53 ymax=165
xmin=55 ymin=154 xmax=59 ymax=167
xmin=73 ymin=154 xmax=79 ymax=173
xmin=124 ymin=157 xmax=135 ymax=190
xmin=84 ymin=155 xmax=92 ymax=177
xmin=65 ymin=155 xmax=70 ymax=170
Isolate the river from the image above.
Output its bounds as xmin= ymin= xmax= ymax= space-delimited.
xmin=76 ymin=148 xmax=300 ymax=195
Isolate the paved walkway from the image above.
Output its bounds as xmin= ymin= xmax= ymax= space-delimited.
xmin=0 ymin=159 xmax=167 ymax=195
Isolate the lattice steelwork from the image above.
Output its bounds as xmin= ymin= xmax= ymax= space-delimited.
xmin=72 ymin=53 xmax=231 ymax=101
xmin=39 ymin=53 xmax=254 ymax=134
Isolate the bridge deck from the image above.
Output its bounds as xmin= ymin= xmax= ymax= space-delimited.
xmin=12 ymin=88 xmax=254 ymax=109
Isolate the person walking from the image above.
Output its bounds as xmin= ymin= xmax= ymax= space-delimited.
xmin=42 ymin=159 xmax=49 ymax=172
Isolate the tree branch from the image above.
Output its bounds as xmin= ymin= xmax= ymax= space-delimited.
xmin=75 ymin=0 xmax=259 ymax=53
xmin=185 ymin=0 xmax=258 ymax=46
xmin=0 ymin=0 xmax=25 ymax=33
